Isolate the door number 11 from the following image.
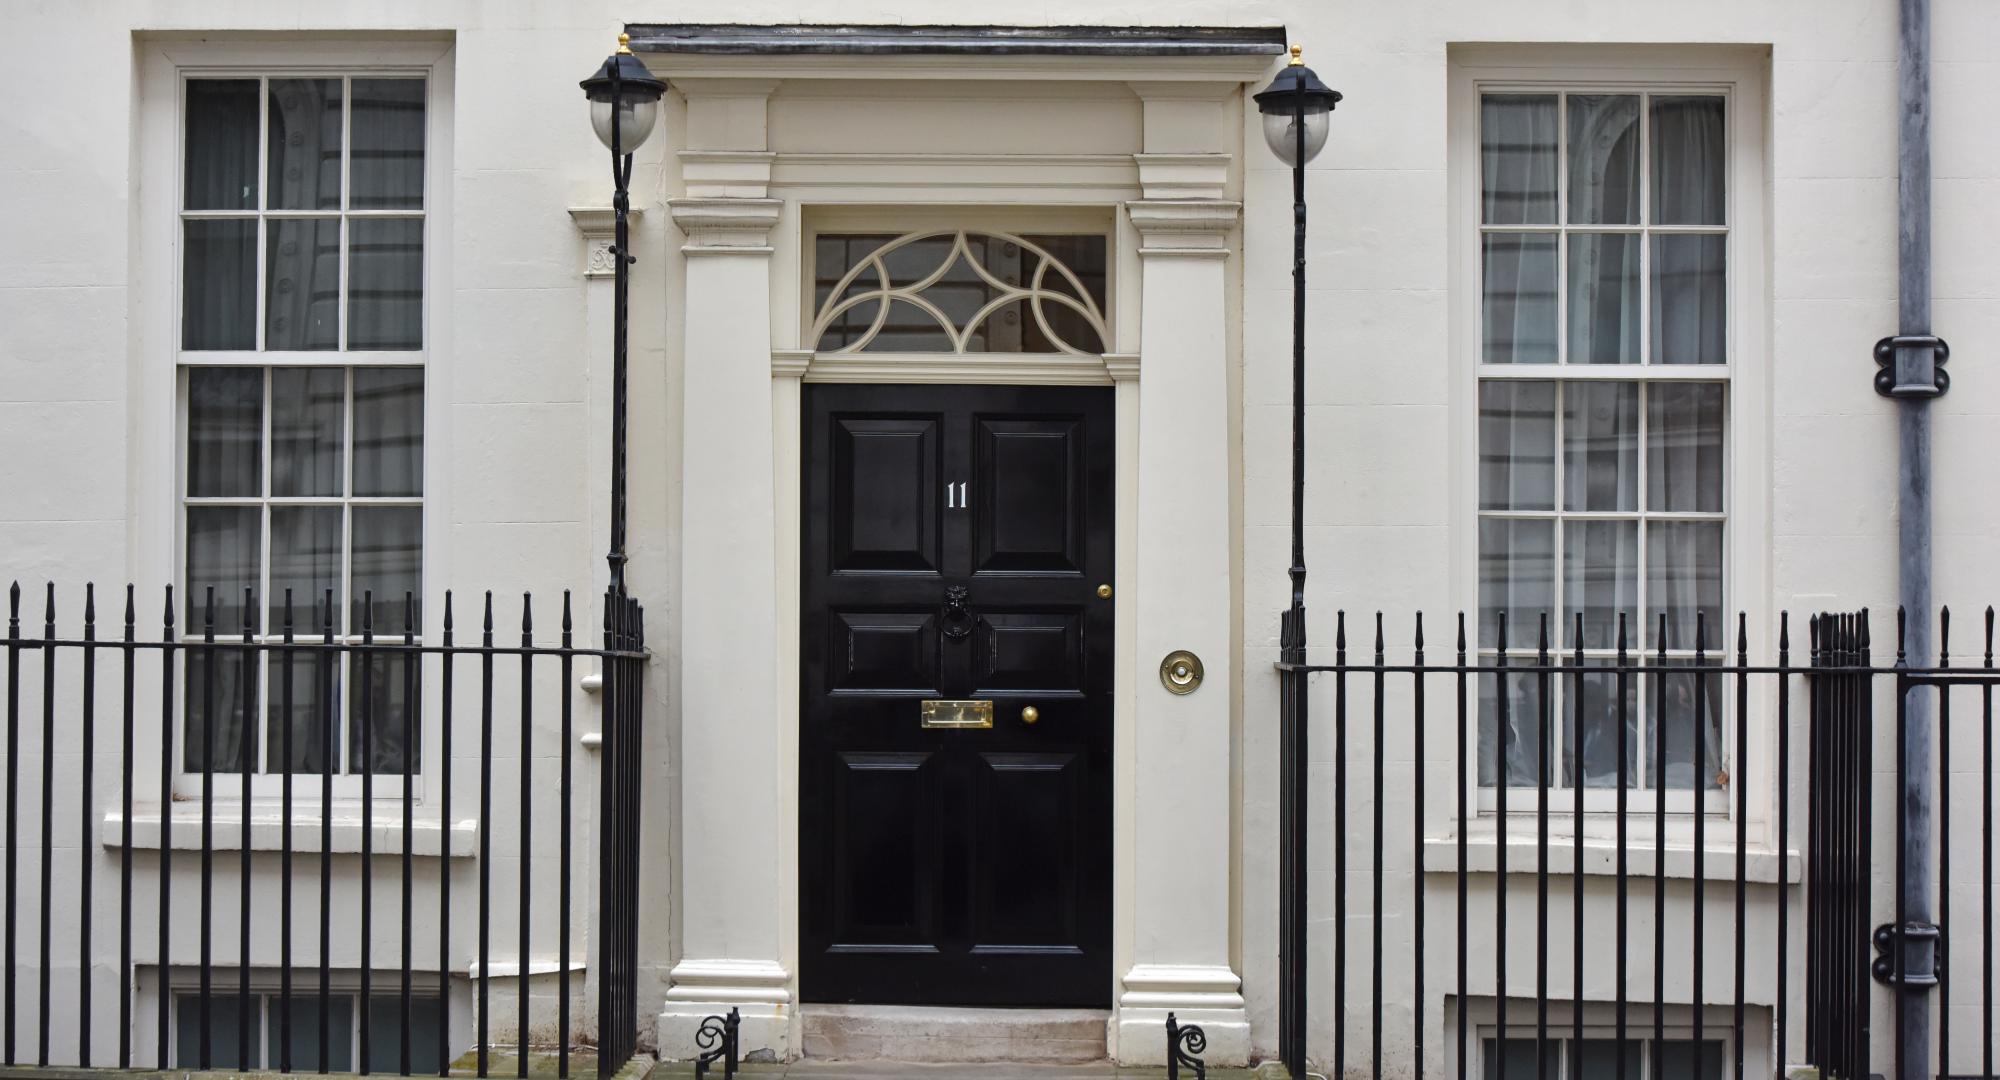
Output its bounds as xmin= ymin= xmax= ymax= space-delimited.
xmin=944 ymin=481 xmax=969 ymax=509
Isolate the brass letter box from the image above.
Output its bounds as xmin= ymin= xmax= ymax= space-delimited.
xmin=920 ymin=699 xmax=994 ymax=729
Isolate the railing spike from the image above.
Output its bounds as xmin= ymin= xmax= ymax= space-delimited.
xmin=1738 ymin=612 xmax=1748 ymax=660
xmin=1414 ymin=610 xmax=1425 ymax=654
xmin=1985 ymin=605 xmax=1995 ymax=664
xmin=1373 ymin=611 xmax=1384 ymax=661
xmin=1779 ymin=610 xmax=1789 ymax=653
xmin=484 ymin=590 xmax=495 ymax=634
xmin=1456 ymin=611 xmax=1467 ymax=656
xmin=523 ymin=591 xmax=533 ymax=635
xmin=444 ymin=590 xmax=455 ymax=633
xmin=123 ymin=584 xmax=135 ymax=631
xmin=84 ymin=582 xmax=95 ymax=625
xmin=45 ymin=581 xmax=56 ymax=629
xmin=1939 ymin=605 xmax=1951 ymax=664
xmin=163 ymin=584 xmax=175 ymax=633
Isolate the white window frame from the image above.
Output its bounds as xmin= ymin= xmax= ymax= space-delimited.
xmin=797 ymin=205 xmax=1121 ymax=383
xmin=168 ymin=982 xmax=448 ymax=1073
xmin=1476 ymin=1025 xmax=1733 ymax=1080
xmin=135 ymin=37 xmax=455 ymax=809
xmin=1448 ymin=46 xmax=1771 ymax=836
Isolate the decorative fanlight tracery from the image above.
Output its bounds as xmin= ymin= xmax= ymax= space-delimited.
xmin=810 ymin=230 xmax=1110 ymax=356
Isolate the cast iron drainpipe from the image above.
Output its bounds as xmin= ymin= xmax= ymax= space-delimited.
xmin=1877 ymin=0 xmax=1951 ymax=1076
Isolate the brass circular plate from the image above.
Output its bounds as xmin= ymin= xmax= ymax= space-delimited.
xmin=1159 ymin=650 xmax=1204 ymax=695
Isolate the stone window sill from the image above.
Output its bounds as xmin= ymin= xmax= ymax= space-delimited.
xmin=1423 ymin=833 xmax=1800 ymax=886
xmin=101 ymin=809 xmax=479 ymax=857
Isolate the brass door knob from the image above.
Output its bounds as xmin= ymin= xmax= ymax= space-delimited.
xmin=1021 ymin=705 xmax=1040 ymax=725
xmin=1096 ymin=584 xmax=1113 ymax=599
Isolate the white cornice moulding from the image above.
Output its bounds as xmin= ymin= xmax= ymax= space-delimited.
xmin=770 ymin=349 xmax=814 ymax=378
xmin=1125 ymin=199 xmax=1240 ymax=256
xmin=644 ymin=54 xmax=1275 ymax=85
xmin=1101 ymin=352 xmax=1141 ymax=382
xmin=778 ymin=350 xmax=1122 ymax=386
xmin=668 ymin=196 xmax=784 ymax=254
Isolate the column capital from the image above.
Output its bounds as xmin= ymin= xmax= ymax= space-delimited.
xmin=669 ymin=196 xmax=783 ymax=255
xmin=1124 ymin=199 xmax=1241 ymax=258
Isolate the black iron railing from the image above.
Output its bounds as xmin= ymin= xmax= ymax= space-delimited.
xmin=0 ymin=582 xmax=647 ymax=1077
xmin=1275 ymin=606 xmax=1997 ymax=1080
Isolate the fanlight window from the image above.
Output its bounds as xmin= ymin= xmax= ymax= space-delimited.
xmin=812 ymin=231 xmax=1109 ymax=355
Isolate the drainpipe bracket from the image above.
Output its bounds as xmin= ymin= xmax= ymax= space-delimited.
xmin=1870 ymin=920 xmax=1941 ymax=989
xmin=1873 ymin=334 xmax=1951 ymax=398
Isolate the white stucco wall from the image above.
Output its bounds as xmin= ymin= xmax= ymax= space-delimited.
xmin=2 ymin=0 xmax=1997 ymax=1074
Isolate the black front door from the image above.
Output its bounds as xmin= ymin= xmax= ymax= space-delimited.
xmin=800 ymin=383 xmax=1114 ymax=1007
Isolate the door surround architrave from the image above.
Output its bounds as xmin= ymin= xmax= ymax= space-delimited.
xmin=651 ymin=43 xmax=1267 ymax=1065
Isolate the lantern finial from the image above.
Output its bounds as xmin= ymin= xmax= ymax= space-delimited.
xmin=1289 ymin=44 xmax=1304 ymax=66
xmin=617 ymin=32 xmax=633 ymax=55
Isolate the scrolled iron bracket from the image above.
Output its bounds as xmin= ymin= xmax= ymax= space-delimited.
xmin=1870 ymin=921 xmax=1941 ymax=989
xmin=1873 ymin=334 xmax=1950 ymax=398
xmin=694 ymin=1006 xmax=741 ymax=1079
xmin=1166 ymin=1011 xmax=1208 ymax=1080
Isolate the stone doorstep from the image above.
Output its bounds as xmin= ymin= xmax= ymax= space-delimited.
xmin=650 ymin=1065 xmax=1268 ymax=1079
xmin=800 ymin=1006 xmax=1109 ymax=1066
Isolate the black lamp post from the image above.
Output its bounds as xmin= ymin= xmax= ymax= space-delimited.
xmin=1254 ymin=44 xmax=1338 ymax=1080
xmin=580 ymin=33 xmax=668 ymax=596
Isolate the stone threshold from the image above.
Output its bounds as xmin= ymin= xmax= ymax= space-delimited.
xmin=651 ymin=1065 xmax=1270 ymax=1079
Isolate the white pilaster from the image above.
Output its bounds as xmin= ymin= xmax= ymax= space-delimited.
xmin=656 ymin=74 xmax=793 ymax=1057
xmin=1115 ymin=196 xmax=1247 ymax=1065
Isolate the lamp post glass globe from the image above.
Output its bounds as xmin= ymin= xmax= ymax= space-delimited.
xmin=1260 ymin=106 xmax=1330 ymax=167
xmin=1253 ymin=46 xmax=1341 ymax=167
xmin=591 ymin=97 xmax=658 ymax=153
xmin=579 ymin=37 xmax=668 ymax=154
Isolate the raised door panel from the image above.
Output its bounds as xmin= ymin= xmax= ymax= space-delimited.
xmin=972 ymin=418 xmax=1082 ymax=575
xmin=828 ymin=750 xmax=942 ymax=949
xmin=831 ymin=417 xmax=941 ymax=573
xmin=969 ymin=751 xmax=1084 ymax=951
xmin=973 ymin=610 xmax=1084 ymax=694
xmin=829 ymin=611 xmax=939 ymax=693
